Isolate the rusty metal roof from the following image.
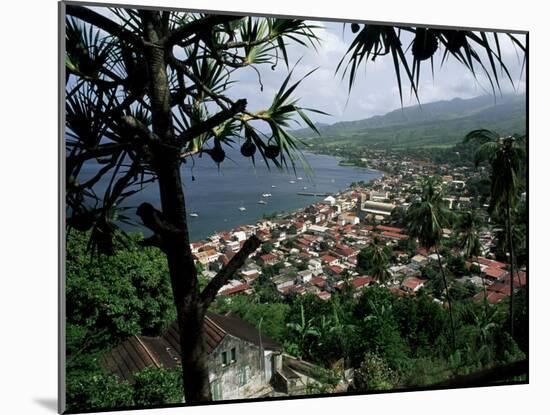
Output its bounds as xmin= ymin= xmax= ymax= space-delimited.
xmin=101 ymin=311 xmax=281 ymax=382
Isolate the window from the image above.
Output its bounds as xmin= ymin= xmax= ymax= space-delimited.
xmin=221 ymin=351 xmax=228 ymax=366
xmin=230 ymin=347 xmax=236 ymax=363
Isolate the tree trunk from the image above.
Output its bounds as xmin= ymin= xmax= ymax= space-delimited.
xmin=141 ymin=12 xmax=212 ymax=402
xmin=506 ymin=204 xmax=515 ymax=340
xmin=436 ymin=247 xmax=456 ymax=350
xmin=478 ymin=258 xmax=489 ymax=323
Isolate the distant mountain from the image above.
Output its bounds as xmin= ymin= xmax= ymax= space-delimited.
xmin=299 ymin=94 xmax=526 ymax=149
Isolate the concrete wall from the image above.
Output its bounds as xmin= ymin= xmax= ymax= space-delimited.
xmin=208 ymin=335 xmax=269 ymax=400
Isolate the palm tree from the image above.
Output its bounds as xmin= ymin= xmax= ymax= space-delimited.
xmin=464 ymin=130 xmax=526 ymax=338
xmin=358 ymin=237 xmax=392 ymax=285
xmin=457 ymin=212 xmax=488 ymax=319
xmin=406 ymin=178 xmax=456 ymax=349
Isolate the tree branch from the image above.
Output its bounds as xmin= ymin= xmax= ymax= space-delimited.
xmin=163 ymin=15 xmax=242 ymax=47
xmin=136 ymin=202 xmax=184 ymax=236
xmin=200 ymin=235 xmax=262 ymax=307
xmin=66 ymin=5 xmax=144 ymax=49
xmin=176 ymin=99 xmax=247 ymax=144
xmin=120 ymin=115 xmax=159 ymax=143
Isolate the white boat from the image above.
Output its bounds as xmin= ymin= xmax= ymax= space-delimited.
xmin=189 ymin=212 xmax=199 ymax=218
xmin=297 ymin=177 xmax=303 ymax=180
xmin=257 ymin=200 xmax=267 ymax=205
xmin=239 ymin=206 xmax=246 ymax=212
xmin=303 ymin=186 xmax=308 ymax=190
xmin=271 ymin=185 xmax=277 ymax=188
xmin=289 ymin=180 xmax=296 ymax=184
xmin=262 ymin=193 xmax=272 ymax=197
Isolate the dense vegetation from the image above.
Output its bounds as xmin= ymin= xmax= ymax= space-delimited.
xmin=65 ymin=232 xmax=181 ymax=412
xmin=213 ymin=282 xmax=526 ymax=389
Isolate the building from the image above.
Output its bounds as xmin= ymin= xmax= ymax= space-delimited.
xmin=357 ymin=198 xmax=396 ymax=218
xmin=410 ymin=254 xmax=428 ymax=269
xmin=102 ymin=312 xmax=284 ymax=401
xmin=401 ymin=277 xmax=427 ymax=293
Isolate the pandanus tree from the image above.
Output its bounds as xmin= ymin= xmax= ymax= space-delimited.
xmin=63 ymin=2 xmax=525 ymax=403
xmin=464 ymin=130 xmax=526 ymax=338
xmin=64 ymin=5 xmax=323 ymax=402
xmin=406 ymin=178 xmax=456 ymax=350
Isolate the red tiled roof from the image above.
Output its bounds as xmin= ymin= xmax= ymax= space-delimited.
xmin=310 ymin=277 xmax=326 ymax=288
xmin=402 ymin=277 xmax=427 ymax=291
xmin=487 ymin=282 xmax=512 ymax=296
xmin=473 ymin=291 xmax=507 ymax=304
xmin=484 ymin=267 xmax=507 ymax=280
xmin=376 ymin=225 xmax=403 ymax=233
xmin=503 ymin=271 xmax=527 ymax=287
xmin=320 ymin=255 xmax=338 ymax=263
xmin=318 ymin=291 xmax=331 ymax=300
xmin=260 ymin=253 xmax=276 ymax=262
xmin=475 ymin=257 xmax=508 ymax=269
xmin=327 ymin=265 xmax=343 ymax=275
xmin=352 ymin=276 xmax=373 ymax=289
xmin=382 ymin=231 xmax=408 ymax=240
xmin=219 ymin=283 xmax=252 ymax=296
xmin=335 ymin=245 xmax=354 ymax=257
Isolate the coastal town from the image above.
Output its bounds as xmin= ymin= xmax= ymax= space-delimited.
xmin=192 ymin=151 xmax=526 ymax=307
xmin=60 ymin=5 xmax=528 ymax=411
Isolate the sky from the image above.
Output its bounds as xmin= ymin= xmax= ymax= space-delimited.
xmin=226 ymin=21 xmax=526 ymax=124
xmin=86 ymin=7 xmax=527 ymax=125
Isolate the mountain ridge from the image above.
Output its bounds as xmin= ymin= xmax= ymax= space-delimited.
xmin=298 ymin=94 xmax=526 ymax=149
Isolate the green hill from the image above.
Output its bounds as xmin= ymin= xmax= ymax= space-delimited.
xmin=299 ymin=94 xmax=526 ymax=149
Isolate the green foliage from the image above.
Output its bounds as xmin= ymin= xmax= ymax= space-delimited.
xmin=133 ymin=366 xmax=183 ymax=406
xmin=356 ymin=238 xmax=391 ymax=283
xmin=66 ymin=231 xmax=176 ymax=351
xmin=67 ymin=366 xmax=183 ymax=412
xmin=319 ymin=241 xmax=330 ymax=251
xmin=305 ymin=367 xmax=341 ymax=394
xmin=67 ymin=373 xmax=134 ymax=412
xmin=351 ymin=352 xmax=399 ymax=391
xmin=447 ymin=255 xmax=468 ymax=277
xmin=392 ymin=293 xmax=448 ymax=356
xmin=213 ymin=295 xmax=290 ymax=343
xmin=261 ymin=242 xmax=274 ymax=254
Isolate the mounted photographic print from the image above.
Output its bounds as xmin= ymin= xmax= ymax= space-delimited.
xmin=59 ymin=0 xmax=528 ymax=413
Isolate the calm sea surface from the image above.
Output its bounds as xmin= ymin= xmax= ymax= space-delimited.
xmin=80 ymin=149 xmax=382 ymax=242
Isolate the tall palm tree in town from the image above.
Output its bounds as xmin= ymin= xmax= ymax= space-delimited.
xmin=458 ymin=212 xmax=487 ymax=319
xmin=358 ymin=237 xmax=392 ymax=285
xmin=464 ymin=130 xmax=526 ymax=338
xmin=406 ymin=178 xmax=456 ymax=349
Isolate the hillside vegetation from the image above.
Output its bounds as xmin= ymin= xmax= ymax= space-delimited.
xmin=299 ymin=94 xmax=526 ymax=149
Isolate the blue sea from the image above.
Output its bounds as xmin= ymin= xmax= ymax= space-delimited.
xmin=79 ymin=149 xmax=382 ymax=242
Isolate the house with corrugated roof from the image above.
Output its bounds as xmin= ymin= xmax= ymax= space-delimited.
xmin=102 ymin=311 xmax=284 ymax=401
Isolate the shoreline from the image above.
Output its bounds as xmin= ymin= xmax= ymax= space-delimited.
xmin=188 ymin=165 xmax=383 ymax=244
